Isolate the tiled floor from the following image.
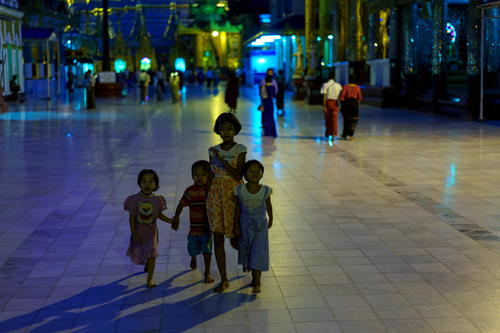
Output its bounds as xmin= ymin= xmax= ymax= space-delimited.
xmin=1 ymin=85 xmax=500 ymax=333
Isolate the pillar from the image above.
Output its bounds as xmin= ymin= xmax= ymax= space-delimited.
xmin=431 ymin=0 xmax=447 ymax=100
xmin=467 ymin=0 xmax=482 ymax=119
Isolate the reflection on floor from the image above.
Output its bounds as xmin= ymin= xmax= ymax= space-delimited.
xmin=1 ymin=86 xmax=500 ymax=332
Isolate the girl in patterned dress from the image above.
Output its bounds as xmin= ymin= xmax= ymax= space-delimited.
xmin=234 ymin=160 xmax=273 ymax=294
xmin=207 ymin=113 xmax=247 ymax=293
xmin=124 ymin=169 xmax=178 ymax=288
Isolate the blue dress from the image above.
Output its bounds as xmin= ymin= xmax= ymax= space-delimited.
xmin=262 ymin=85 xmax=277 ymax=137
xmin=235 ymin=184 xmax=272 ymax=271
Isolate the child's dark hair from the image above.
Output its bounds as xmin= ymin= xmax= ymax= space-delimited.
xmin=242 ymin=160 xmax=264 ymax=181
xmin=191 ymin=160 xmax=211 ymax=176
xmin=213 ymin=113 xmax=242 ymax=135
xmin=137 ymin=169 xmax=160 ymax=191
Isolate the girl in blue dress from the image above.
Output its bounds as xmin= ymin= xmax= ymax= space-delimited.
xmin=234 ymin=160 xmax=273 ymax=293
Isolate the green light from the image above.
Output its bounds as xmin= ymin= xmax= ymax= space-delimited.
xmin=114 ymin=59 xmax=126 ymax=73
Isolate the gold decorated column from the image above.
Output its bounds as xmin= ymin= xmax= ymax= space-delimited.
xmin=305 ymin=0 xmax=315 ymax=78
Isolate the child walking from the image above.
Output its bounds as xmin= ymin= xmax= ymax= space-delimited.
xmin=234 ymin=160 xmax=273 ymax=293
xmin=173 ymin=160 xmax=214 ymax=283
xmin=124 ymin=169 xmax=178 ymax=288
xmin=207 ymin=113 xmax=247 ymax=293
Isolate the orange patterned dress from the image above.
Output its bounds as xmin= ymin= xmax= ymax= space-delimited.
xmin=207 ymin=143 xmax=247 ymax=238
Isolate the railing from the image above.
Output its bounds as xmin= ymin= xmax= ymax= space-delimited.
xmin=0 ymin=0 xmax=19 ymax=9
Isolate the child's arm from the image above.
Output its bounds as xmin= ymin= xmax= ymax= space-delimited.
xmin=266 ymin=196 xmax=273 ymax=229
xmin=210 ymin=149 xmax=246 ymax=181
xmin=129 ymin=214 xmax=141 ymax=243
xmin=158 ymin=213 xmax=178 ymax=230
xmin=172 ymin=203 xmax=184 ymax=229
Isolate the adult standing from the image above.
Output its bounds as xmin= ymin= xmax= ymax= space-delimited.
xmin=339 ymin=76 xmax=363 ymax=140
xmin=138 ymin=70 xmax=150 ymax=104
xmin=259 ymin=68 xmax=278 ymax=128
xmin=320 ymin=72 xmax=342 ymax=139
xmin=260 ymin=74 xmax=278 ymax=137
xmin=170 ymin=71 xmax=180 ymax=104
xmin=224 ymin=70 xmax=239 ymax=113
xmin=85 ymin=70 xmax=96 ymax=109
xmin=275 ymin=70 xmax=285 ymax=116
xmin=66 ymin=71 xmax=74 ymax=98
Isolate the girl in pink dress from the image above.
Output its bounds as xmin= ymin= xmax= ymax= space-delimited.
xmin=207 ymin=113 xmax=247 ymax=292
xmin=124 ymin=169 xmax=178 ymax=288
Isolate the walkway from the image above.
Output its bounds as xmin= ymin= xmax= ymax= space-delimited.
xmin=1 ymin=86 xmax=500 ymax=332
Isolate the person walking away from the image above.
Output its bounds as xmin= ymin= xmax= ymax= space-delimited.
xmin=138 ymin=70 xmax=150 ymax=104
xmin=85 ymin=70 xmax=96 ymax=109
xmin=207 ymin=113 xmax=247 ymax=293
xmin=339 ymin=76 xmax=363 ymax=140
xmin=275 ymin=70 xmax=285 ymax=116
xmin=172 ymin=160 xmax=214 ymax=284
xmin=124 ymin=169 xmax=178 ymax=288
xmin=320 ymin=72 xmax=342 ymax=139
xmin=233 ymin=160 xmax=273 ymax=294
xmin=260 ymin=74 xmax=278 ymax=137
xmin=224 ymin=70 xmax=240 ymax=113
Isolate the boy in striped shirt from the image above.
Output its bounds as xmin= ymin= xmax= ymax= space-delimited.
xmin=173 ymin=160 xmax=214 ymax=283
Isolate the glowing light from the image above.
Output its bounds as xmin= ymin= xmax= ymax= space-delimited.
xmin=250 ymin=35 xmax=282 ymax=47
xmin=174 ymin=57 xmax=186 ymax=72
xmin=140 ymin=57 xmax=151 ymax=71
xmin=446 ymin=23 xmax=456 ymax=43
xmin=316 ymin=36 xmax=321 ymax=41
xmin=259 ymin=14 xmax=271 ymax=23
xmin=374 ymin=42 xmax=378 ymax=47
xmin=66 ymin=133 xmax=72 ymax=137
xmin=257 ymin=58 xmax=266 ymax=64
xmin=212 ymin=31 xmax=219 ymax=37
xmin=291 ymin=35 xmax=296 ymax=40
xmin=114 ymin=59 xmax=127 ymax=73
xmin=327 ymin=35 xmax=333 ymax=40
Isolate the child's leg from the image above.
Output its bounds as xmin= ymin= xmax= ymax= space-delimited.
xmin=252 ymin=270 xmax=262 ymax=293
xmin=190 ymin=256 xmax=197 ymax=270
xmin=146 ymin=258 xmax=156 ymax=288
xmin=203 ymin=254 xmax=214 ymax=283
xmin=213 ymin=233 xmax=229 ymax=292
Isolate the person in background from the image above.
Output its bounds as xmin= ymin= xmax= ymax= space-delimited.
xmin=339 ymin=75 xmax=363 ymax=140
xmin=85 ymin=70 xmax=96 ymax=109
xmin=320 ymin=71 xmax=342 ymax=139
xmin=66 ymin=71 xmax=74 ymax=98
xmin=224 ymin=70 xmax=240 ymax=113
xmin=275 ymin=70 xmax=285 ymax=116
xmin=138 ymin=70 xmax=150 ymax=104
xmin=9 ymin=75 xmax=20 ymax=101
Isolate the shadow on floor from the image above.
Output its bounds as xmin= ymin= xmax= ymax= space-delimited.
xmin=0 ymin=271 xmax=252 ymax=332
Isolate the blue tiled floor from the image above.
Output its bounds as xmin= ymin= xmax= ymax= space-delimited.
xmin=1 ymin=85 xmax=500 ymax=332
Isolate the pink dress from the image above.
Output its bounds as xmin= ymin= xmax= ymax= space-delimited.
xmin=207 ymin=143 xmax=246 ymax=238
xmin=124 ymin=192 xmax=166 ymax=265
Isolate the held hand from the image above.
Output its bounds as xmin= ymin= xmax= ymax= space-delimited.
xmin=209 ymin=147 xmax=222 ymax=159
xmin=322 ymin=106 xmax=327 ymax=113
xmin=171 ymin=216 xmax=180 ymax=231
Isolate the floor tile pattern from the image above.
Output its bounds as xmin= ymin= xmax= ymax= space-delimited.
xmin=1 ymin=86 xmax=500 ymax=332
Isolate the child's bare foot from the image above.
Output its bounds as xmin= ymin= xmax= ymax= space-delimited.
xmin=249 ymin=280 xmax=255 ymax=288
xmin=190 ymin=257 xmax=197 ymax=270
xmin=252 ymin=285 xmax=261 ymax=293
xmin=204 ymin=274 xmax=214 ymax=283
xmin=147 ymin=279 xmax=157 ymax=288
xmin=213 ymin=280 xmax=229 ymax=293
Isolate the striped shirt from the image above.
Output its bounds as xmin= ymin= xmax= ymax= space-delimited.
xmin=179 ymin=184 xmax=210 ymax=235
